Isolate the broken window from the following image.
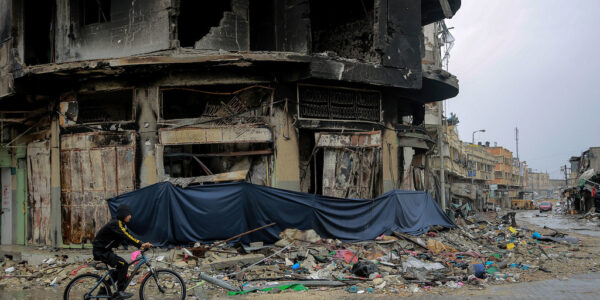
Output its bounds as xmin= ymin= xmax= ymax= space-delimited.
xmin=299 ymin=130 xmax=381 ymax=198
xmin=81 ymin=0 xmax=111 ymax=25
xmin=24 ymin=0 xmax=54 ymax=65
xmin=249 ymin=0 xmax=277 ymax=51
xmin=163 ymin=143 xmax=272 ymax=186
xmin=76 ymin=89 xmax=134 ymax=123
xmin=177 ymin=0 xmax=232 ymax=48
xmin=297 ymin=84 xmax=381 ymax=122
xmin=310 ymin=0 xmax=378 ymax=62
xmin=160 ymin=85 xmax=272 ymax=123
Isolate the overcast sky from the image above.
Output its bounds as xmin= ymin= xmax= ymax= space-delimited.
xmin=444 ymin=0 xmax=600 ymax=179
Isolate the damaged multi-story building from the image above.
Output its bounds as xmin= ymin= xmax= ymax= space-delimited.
xmin=0 ymin=0 xmax=461 ymax=247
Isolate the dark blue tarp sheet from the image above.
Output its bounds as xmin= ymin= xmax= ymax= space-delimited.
xmin=107 ymin=182 xmax=455 ymax=247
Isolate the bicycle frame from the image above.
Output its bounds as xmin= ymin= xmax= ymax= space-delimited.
xmin=83 ymin=250 xmax=161 ymax=299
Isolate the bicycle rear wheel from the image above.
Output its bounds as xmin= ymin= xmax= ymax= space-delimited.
xmin=63 ymin=273 xmax=112 ymax=300
xmin=139 ymin=269 xmax=186 ymax=300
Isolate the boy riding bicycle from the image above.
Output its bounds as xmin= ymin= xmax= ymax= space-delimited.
xmin=92 ymin=204 xmax=152 ymax=299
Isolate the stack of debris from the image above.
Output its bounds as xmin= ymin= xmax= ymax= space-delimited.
xmin=1 ymin=213 xmax=597 ymax=298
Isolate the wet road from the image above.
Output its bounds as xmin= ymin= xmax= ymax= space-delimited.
xmin=516 ymin=210 xmax=600 ymax=237
xmin=409 ymin=272 xmax=600 ymax=300
xmin=5 ymin=272 xmax=600 ymax=300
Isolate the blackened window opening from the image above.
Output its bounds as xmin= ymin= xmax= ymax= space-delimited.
xmin=163 ymin=143 xmax=271 ymax=178
xmin=161 ymin=89 xmax=211 ymax=120
xmin=249 ymin=0 xmax=277 ymax=51
xmin=309 ymin=0 xmax=377 ymax=62
xmin=81 ymin=0 xmax=111 ymax=25
xmin=24 ymin=0 xmax=54 ymax=65
xmin=178 ymin=0 xmax=232 ymax=48
xmin=161 ymin=85 xmax=272 ymax=121
xmin=77 ymin=89 xmax=133 ymax=123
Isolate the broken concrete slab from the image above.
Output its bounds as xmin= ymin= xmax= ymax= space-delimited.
xmin=209 ymin=254 xmax=265 ymax=270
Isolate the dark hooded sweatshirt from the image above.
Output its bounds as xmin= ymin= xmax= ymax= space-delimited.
xmin=92 ymin=205 xmax=142 ymax=250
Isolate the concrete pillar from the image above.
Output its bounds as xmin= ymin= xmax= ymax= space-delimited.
xmin=273 ymin=107 xmax=300 ymax=191
xmin=136 ymin=87 xmax=159 ymax=187
xmin=50 ymin=110 xmax=62 ymax=248
xmin=1 ymin=168 xmax=12 ymax=245
xmin=382 ymin=125 xmax=399 ymax=192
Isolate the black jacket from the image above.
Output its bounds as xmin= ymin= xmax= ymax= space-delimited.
xmin=92 ymin=219 xmax=142 ymax=251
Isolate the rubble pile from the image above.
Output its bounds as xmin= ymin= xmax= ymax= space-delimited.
xmin=1 ymin=213 xmax=598 ymax=298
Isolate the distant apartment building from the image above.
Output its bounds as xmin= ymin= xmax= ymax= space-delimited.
xmin=527 ymin=171 xmax=552 ymax=198
xmin=428 ymin=125 xmax=497 ymax=209
xmin=485 ymin=146 xmax=523 ymax=208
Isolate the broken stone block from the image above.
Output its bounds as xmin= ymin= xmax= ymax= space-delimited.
xmin=174 ymin=261 xmax=188 ymax=268
xmin=209 ymin=254 xmax=264 ymax=270
xmin=249 ymin=242 xmax=264 ymax=248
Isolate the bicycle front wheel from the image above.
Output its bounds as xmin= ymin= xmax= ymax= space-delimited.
xmin=139 ymin=269 xmax=186 ymax=300
xmin=63 ymin=273 xmax=112 ymax=300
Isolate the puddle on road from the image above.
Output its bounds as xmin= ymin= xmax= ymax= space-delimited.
xmin=516 ymin=210 xmax=600 ymax=237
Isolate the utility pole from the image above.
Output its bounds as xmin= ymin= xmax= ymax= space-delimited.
xmin=434 ymin=22 xmax=446 ymax=211
xmin=515 ymin=127 xmax=519 ymax=161
xmin=471 ymin=129 xmax=485 ymax=209
xmin=515 ymin=127 xmax=520 ymax=186
xmin=438 ymin=102 xmax=446 ymax=211
xmin=562 ymin=165 xmax=569 ymax=187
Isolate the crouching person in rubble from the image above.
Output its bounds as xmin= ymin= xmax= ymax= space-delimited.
xmin=92 ymin=204 xmax=152 ymax=299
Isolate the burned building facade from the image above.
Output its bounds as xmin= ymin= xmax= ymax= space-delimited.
xmin=0 ymin=0 xmax=460 ymax=246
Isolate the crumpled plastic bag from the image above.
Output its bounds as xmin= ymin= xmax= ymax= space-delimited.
xmin=402 ymin=256 xmax=445 ymax=272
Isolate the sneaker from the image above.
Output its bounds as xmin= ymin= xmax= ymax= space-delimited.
xmin=115 ymin=291 xmax=134 ymax=299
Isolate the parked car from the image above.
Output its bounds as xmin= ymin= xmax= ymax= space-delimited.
xmin=539 ymin=201 xmax=552 ymax=212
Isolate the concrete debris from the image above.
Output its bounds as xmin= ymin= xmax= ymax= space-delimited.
xmin=209 ymin=254 xmax=265 ymax=270
xmin=0 ymin=219 xmax=598 ymax=297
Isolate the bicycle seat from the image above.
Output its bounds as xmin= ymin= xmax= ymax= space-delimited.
xmin=90 ymin=261 xmax=109 ymax=271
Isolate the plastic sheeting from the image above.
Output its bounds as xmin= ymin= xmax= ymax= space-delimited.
xmin=107 ymin=182 xmax=455 ymax=246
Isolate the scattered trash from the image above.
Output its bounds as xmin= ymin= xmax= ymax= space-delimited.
xmin=473 ymin=264 xmax=486 ymax=279
xmin=351 ymin=261 xmax=379 ymax=278
xmin=402 ymin=256 xmax=445 ymax=272
xmin=0 ymin=214 xmax=593 ymax=297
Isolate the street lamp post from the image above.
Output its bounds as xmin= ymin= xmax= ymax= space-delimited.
xmin=471 ymin=129 xmax=485 ymax=209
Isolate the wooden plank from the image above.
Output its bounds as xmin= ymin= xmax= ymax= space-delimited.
xmin=159 ymin=127 xmax=272 ymax=145
xmin=168 ymin=170 xmax=248 ymax=186
xmin=192 ymin=170 xmax=248 ymax=183
xmin=163 ymin=149 xmax=273 ymax=158
xmin=26 ymin=140 xmax=52 ymax=245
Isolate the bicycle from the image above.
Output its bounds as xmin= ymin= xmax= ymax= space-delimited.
xmin=63 ymin=247 xmax=186 ymax=300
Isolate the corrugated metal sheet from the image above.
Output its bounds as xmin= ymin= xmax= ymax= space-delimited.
xmin=61 ymin=131 xmax=136 ymax=245
xmin=27 ymin=140 xmax=52 ymax=245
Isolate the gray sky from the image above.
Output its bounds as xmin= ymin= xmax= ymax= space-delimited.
xmin=444 ymin=0 xmax=600 ymax=179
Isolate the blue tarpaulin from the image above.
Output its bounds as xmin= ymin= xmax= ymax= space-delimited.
xmin=107 ymin=182 xmax=455 ymax=247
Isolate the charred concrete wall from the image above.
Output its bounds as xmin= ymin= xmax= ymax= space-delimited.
xmin=0 ymin=0 xmax=461 ymax=246
xmin=0 ymin=0 xmax=13 ymax=97
xmin=55 ymin=0 xmax=172 ymax=62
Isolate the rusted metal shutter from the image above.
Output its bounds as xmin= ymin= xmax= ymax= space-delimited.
xmin=27 ymin=140 xmax=52 ymax=245
xmin=61 ymin=132 xmax=136 ymax=245
xmin=317 ymin=131 xmax=382 ymax=199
